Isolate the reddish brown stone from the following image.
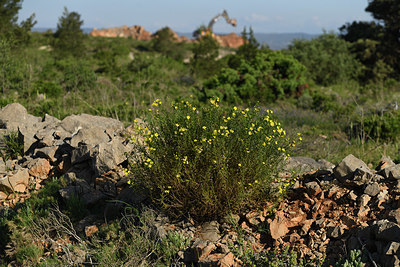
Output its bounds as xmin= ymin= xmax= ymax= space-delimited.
xmin=28 ymin=158 xmax=51 ymax=179
xmin=217 ymin=252 xmax=236 ymax=267
xmin=85 ymin=225 xmax=99 ymax=237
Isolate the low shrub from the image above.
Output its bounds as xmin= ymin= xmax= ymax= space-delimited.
xmin=0 ymin=131 xmax=24 ymax=160
xmin=357 ymin=109 xmax=400 ymax=141
xmin=201 ymin=50 xmax=307 ymax=105
xmin=128 ymin=98 xmax=296 ymax=221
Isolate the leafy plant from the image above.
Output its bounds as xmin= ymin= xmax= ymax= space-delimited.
xmin=128 ymin=98 xmax=296 ymax=221
xmin=0 ymin=131 xmax=23 ymax=160
xmin=157 ymin=231 xmax=191 ymax=265
xmin=202 ymin=50 xmax=307 ymax=104
xmin=287 ymin=33 xmax=362 ymax=85
xmin=53 ymin=7 xmax=85 ymax=57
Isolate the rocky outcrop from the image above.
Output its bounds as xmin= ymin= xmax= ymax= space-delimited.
xmin=89 ymin=25 xmax=243 ymax=48
xmin=90 ymin=25 xmax=152 ymax=40
xmin=0 ymin=103 xmax=133 ymax=206
xmin=215 ymin=33 xmax=244 ymax=49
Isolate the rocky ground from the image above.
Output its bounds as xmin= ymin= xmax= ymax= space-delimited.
xmin=1 ymin=103 xmax=400 ymax=266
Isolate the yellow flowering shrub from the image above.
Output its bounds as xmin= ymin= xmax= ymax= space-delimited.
xmin=128 ymin=98 xmax=295 ymax=221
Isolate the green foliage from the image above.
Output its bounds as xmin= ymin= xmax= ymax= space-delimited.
xmin=339 ymin=21 xmax=383 ymax=43
xmin=128 ymin=98 xmax=294 ymax=221
xmin=0 ymin=131 xmax=23 ymax=160
xmin=336 ymin=249 xmax=366 ymax=267
xmin=15 ymin=245 xmax=43 ymax=265
xmin=358 ymin=109 xmax=400 ymax=141
xmin=55 ymin=57 xmax=97 ymax=91
xmin=0 ymin=39 xmax=25 ymax=93
xmin=191 ymin=35 xmax=221 ymax=78
xmin=340 ymin=0 xmax=400 ymax=77
xmin=151 ymin=27 xmax=186 ymax=61
xmin=287 ymin=33 xmax=362 ymax=85
xmin=236 ymin=26 xmax=261 ymax=63
xmin=53 ymin=7 xmax=85 ymax=57
xmin=0 ymin=0 xmax=36 ymax=46
xmin=202 ymin=50 xmax=306 ymax=104
xmin=157 ymin=231 xmax=191 ymax=265
xmin=34 ymin=80 xmax=63 ymax=98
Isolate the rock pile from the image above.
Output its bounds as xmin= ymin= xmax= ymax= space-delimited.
xmin=0 ymin=103 xmax=132 ymax=208
xmin=2 ymin=103 xmax=400 ymax=266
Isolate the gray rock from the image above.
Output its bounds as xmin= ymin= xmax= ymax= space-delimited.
xmin=379 ymin=164 xmax=400 ymax=180
xmin=0 ymin=168 xmax=29 ymax=192
xmin=317 ymin=159 xmax=335 ymax=170
xmin=59 ymin=178 xmax=105 ymax=206
xmin=60 ymin=114 xmax=123 ymax=135
xmin=71 ymin=144 xmax=91 ymax=164
xmin=358 ymin=194 xmax=371 ymax=207
xmin=199 ymin=221 xmax=220 ymax=242
xmin=91 ymin=139 xmax=132 ymax=177
xmin=70 ymin=127 xmax=110 ymax=149
xmin=34 ymin=146 xmax=58 ymax=163
xmin=0 ymin=103 xmax=41 ymax=130
xmin=364 ymin=182 xmax=380 ymax=197
xmin=284 ymin=156 xmax=325 ymax=173
xmin=42 ymin=114 xmax=60 ymax=125
xmin=333 ymin=154 xmax=370 ymax=182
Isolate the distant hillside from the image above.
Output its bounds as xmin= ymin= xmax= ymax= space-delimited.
xmin=33 ymin=28 xmax=319 ymax=50
xmin=254 ymin=33 xmax=319 ymax=50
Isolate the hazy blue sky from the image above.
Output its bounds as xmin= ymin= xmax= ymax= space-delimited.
xmin=19 ymin=0 xmax=372 ymax=34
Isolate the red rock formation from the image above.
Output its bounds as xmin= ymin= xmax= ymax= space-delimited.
xmin=90 ymin=25 xmax=243 ymax=48
xmin=215 ymin=33 xmax=244 ymax=49
xmin=90 ymin=25 xmax=152 ymax=40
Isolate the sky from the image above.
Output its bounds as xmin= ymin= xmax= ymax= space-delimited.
xmin=19 ymin=0 xmax=373 ymax=34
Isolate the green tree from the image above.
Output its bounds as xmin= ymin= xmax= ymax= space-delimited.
xmin=340 ymin=0 xmax=400 ymax=78
xmin=151 ymin=27 xmax=186 ymax=61
xmin=53 ymin=7 xmax=85 ymax=57
xmin=287 ymin=33 xmax=362 ymax=85
xmin=236 ymin=27 xmax=260 ymax=62
xmin=0 ymin=0 xmax=36 ymax=45
xmin=191 ymin=35 xmax=221 ymax=78
xmin=366 ymin=0 xmax=400 ymax=70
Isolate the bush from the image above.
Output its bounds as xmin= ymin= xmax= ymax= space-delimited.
xmin=287 ymin=33 xmax=362 ymax=85
xmin=0 ymin=131 xmax=24 ymax=160
xmin=128 ymin=98 xmax=296 ymax=221
xmin=191 ymin=36 xmax=221 ymax=78
xmin=358 ymin=110 xmax=400 ymax=141
xmin=53 ymin=7 xmax=85 ymax=57
xmin=201 ymin=50 xmax=307 ymax=105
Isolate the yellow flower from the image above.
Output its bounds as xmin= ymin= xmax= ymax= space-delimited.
xmin=234 ymin=106 xmax=237 ymax=110
xmin=187 ymin=116 xmax=190 ymax=120
xmin=202 ymin=126 xmax=207 ymax=130
xmin=238 ymin=163 xmax=242 ymax=167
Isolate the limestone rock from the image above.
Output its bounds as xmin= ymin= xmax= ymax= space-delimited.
xmin=0 ymin=168 xmax=29 ymax=192
xmin=333 ymin=154 xmax=370 ymax=182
